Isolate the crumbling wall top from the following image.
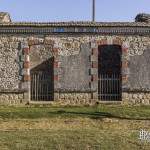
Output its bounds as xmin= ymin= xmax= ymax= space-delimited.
xmin=0 ymin=12 xmax=11 ymax=23
xmin=135 ymin=13 xmax=150 ymax=23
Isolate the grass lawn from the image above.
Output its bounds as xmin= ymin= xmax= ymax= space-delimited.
xmin=0 ymin=104 xmax=150 ymax=149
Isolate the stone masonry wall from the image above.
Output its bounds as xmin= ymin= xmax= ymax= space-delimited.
xmin=0 ymin=34 xmax=150 ymax=105
xmin=122 ymin=92 xmax=150 ymax=105
xmin=0 ymin=36 xmax=26 ymax=90
xmin=0 ymin=93 xmax=24 ymax=105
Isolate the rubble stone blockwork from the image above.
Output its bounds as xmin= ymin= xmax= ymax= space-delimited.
xmin=0 ymin=12 xmax=150 ymax=105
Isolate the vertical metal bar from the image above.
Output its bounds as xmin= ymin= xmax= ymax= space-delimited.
xmin=110 ymin=74 xmax=113 ymax=100
xmin=36 ymin=73 xmax=39 ymax=101
xmin=116 ymin=74 xmax=118 ymax=100
xmin=100 ymin=74 xmax=101 ymax=100
xmin=31 ymin=74 xmax=33 ymax=100
xmin=106 ymin=74 xmax=108 ymax=101
xmin=42 ymin=73 xmax=44 ymax=101
xmin=113 ymin=73 xmax=114 ymax=101
xmin=31 ymin=74 xmax=32 ymax=100
xmin=36 ymin=73 xmax=38 ymax=101
xmin=39 ymin=73 xmax=41 ymax=100
xmin=99 ymin=74 xmax=101 ymax=100
xmin=110 ymin=73 xmax=112 ymax=101
xmin=115 ymin=73 xmax=117 ymax=100
xmin=101 ymin=74 xmax=102 ymax=100
xmin=47 ymin=73 xmax=49 ymax=101
xmin=102 ymin=74 xmax=103 ymax=100
xmin=34 ymin=73 xmax=36 ymax=101
xmin=47 ymin=74 xmax=48 ymax=101
xmin=44 ymin=73 xmax=45 ymax=100
xmin=116 ymin=73 xmax=118 ymax=100
xmin=108 ymin=74 xmax=109 ymax=101
xmin=104 ymin=74 xmax=105 ymax=100
xmin=103 ymin=74 xmax=104 ymax=100
xmin=103 ymin=74 xmax=105 ymax=100
xmin=38 ymin=73 xmax=39 ymax=101
xmin=105 ymin=74 xmax=107 ymax=100
xmin=33 ymin=74 xmax=34 ymax=100
xmin=41 ymin=73 xmax=42 ymax=101
xmin=118 ymin=74 xmax=119 ymax=100
xmin=32 ymin=74 xmax=34 ymax=100
xmin=115 ymin=73 xmax=116 ymax=101
xmin=105 ymin=74 xmax=106 ymax=100
xmin=110 ymin=74 xmax=111 ymax=101
xmin=114 ymin=73 xmax=116 ymax=101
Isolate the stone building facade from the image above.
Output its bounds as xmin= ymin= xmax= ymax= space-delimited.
xmin=0 ymin=12 xmax=150 ymax=105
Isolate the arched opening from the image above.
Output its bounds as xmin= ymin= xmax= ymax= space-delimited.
xmin=98 ymin=45 xmax=122 ymax=101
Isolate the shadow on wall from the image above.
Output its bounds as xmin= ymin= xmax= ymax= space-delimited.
xmin=30 ymin=57 xmax=54 ymax=101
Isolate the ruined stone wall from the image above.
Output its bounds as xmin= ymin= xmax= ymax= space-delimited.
xmin=0 ymin=34 xmax=150 ymax=105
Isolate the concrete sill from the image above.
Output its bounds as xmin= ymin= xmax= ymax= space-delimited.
xmin=99 ymin=101 xmax=122 ymax=104
xmin=29 ymin=101 xmax=54 ymax=105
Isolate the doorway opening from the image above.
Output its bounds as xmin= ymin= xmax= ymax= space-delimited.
xmin=98 ymin=45 xmax=122 ymax=101
xmin=30 ymin=58 xmax=54 ymax=101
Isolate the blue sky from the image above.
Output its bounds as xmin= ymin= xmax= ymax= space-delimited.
xmin=0 ymin=0 xmax=150 ymax=22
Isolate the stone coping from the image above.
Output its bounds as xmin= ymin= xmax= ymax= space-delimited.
xmin=0 ymin=21 xmax=150 ymax=27
xmin=0 ymin=26 xmax=150 ymax=35
xmin=55 ymin=90 xmax=96 ymax=93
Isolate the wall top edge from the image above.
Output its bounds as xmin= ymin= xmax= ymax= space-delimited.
xmin=0 ymin=26 xmax=150 ymax=35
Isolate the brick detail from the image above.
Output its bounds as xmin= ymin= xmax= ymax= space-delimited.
xmin=91 ymin=75 xmax=98 ymax=81
xmin=22 ymin=44 xmax=31 ymax=93
xmin=54 ymin=75 xmax=59 ymax=81
xmin=113 ymin=38 xmax=123 ymax=45
xmin=92 ymin=61 xmax=98 ymax=68
xmin=92 ymin=48 xmax=98 ymax=55
xmin=24 ymin=55 xmax=30 ymax=62
xmin=121 ymin=42 xmax=129 ymax=85
xmin=122 ymin=61 xmax=129 ymax=68
xmin=53 ymin=45 xmax=60 ymax=85
xmin=53 ymin=61 xmax=61 ymax=68
xmin=53 ymin=48 xmax=59 ymax=54
xmin=23 ymin=48 xmax=30 ymax=55
xmin=24 ymin=75 xmax=31 ymax=81
xmin=90 ymin=41 xmax=98 ymax=93
xmin=90 ymin=55 xmax=97 ymax=62
xmin=24 ymin=62 xmax=30 ymax=68
xmin=97 ymin=39 xmax=107 ymax=45
xmin=122 ymin=75 xmax=128 ymax=82
xmin=28 ymin=38 xmax=41 ymax=46
xmin=44 ymin=39 xmax=54 ymax=45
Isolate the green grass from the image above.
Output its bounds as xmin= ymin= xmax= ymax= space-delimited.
xmin=0 ymin=129 xmax=148 ymax=150
xmin=0 ymin=105 xmax=150 ymax=120
xmin=0 ymin=105 xmax=150 ymax=150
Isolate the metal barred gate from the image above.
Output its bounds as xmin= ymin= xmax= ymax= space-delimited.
xmin=98 ymin=73 xmax=121 ymax=101
xmin=98 ymin=45 xmax=122 ymax=101
xmin=31 ymin=71 xmax=53 ymax=101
